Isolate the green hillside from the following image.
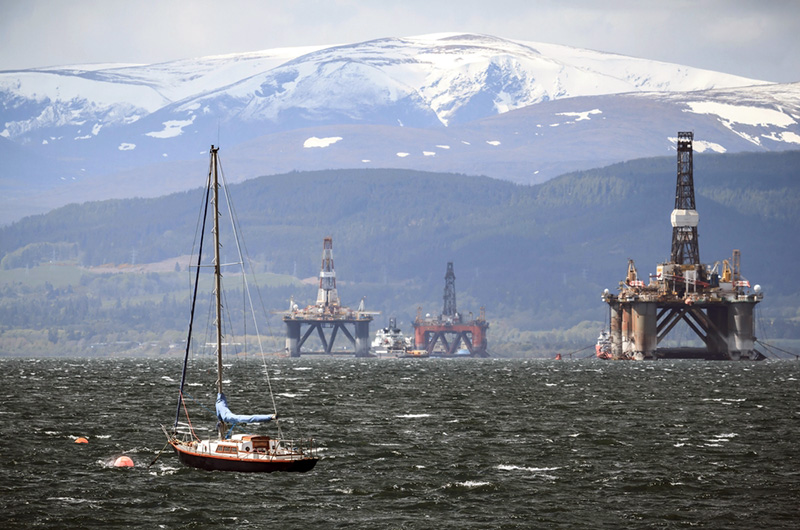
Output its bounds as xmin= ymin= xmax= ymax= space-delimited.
xmin=2 ymin=150 xmax=799 ymax=356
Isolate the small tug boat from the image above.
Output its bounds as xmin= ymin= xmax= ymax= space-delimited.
xmin=595 ymin=330 xmax=612 ymax=360
xmin=371 ymin=318 xmax=413 ymax=357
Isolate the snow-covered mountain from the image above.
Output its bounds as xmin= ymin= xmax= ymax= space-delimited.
xmin=1 ymin=33 xmax=798 ymax=224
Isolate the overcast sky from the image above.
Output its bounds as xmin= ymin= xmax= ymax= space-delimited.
xmin=1 ymin=0 xmax=798 ymax=83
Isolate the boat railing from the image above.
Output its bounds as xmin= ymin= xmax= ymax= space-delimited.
xmin=274 ymin=437 xmax=317 ymax=457
xmin=173 ymin=422 xmax=195 ymax=437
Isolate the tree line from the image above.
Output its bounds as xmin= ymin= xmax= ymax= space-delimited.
xmin=2 ymin=150 xmax=799 ymax=356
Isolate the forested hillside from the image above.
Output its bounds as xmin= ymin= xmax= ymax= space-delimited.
xmin=2 ymin=150 xmax=799 ymax=356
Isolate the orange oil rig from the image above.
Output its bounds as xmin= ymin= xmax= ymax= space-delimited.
xmin=413 ymin=262 xmax=489 ymax=357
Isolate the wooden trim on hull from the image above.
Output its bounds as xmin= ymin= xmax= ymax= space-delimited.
xmin=173 ymin=446 xmax=318 ymax=473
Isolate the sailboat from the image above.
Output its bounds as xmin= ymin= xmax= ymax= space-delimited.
xmin=165 ymin=145 xmax=318 ymax=473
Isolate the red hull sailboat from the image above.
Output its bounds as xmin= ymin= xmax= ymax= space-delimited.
xmin=165 ymin=146 xmax=318 ymax=473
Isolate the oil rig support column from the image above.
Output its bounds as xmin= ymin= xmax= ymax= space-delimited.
xmin=706 ymin=305 xmax=730 ymax=356
xmin=286 ymin=320 xmax=301 ymax=357
xmin=730 ymin=302 xmax=756 ymax=360
xmin=632 ymin=302 xmax=657 ymax=360
xmin=355 ymin=320 xmax=371 ymax=357
xmin=610 ymin=303 xmax=623 ymax=358
xmin=621 ymin=304 xmax=633 ymax=358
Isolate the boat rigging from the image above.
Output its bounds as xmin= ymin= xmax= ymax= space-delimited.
xmin=164 ymin=145 xmax=318 ymax=473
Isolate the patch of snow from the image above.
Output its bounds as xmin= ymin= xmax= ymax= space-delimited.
xmin=556 ymin=109 xmax=602 ymax=121
xmin=685 ymin=101 xmax=796 ymax=127
xmin=0 ymin=70 xmax=168 ymax=112
xmin=118 ymin=143 xmax=136 ymax=151
xmin=361 ymin=159 xmax=371 ymax=163
xmin=486 ymin=140 xmax=501 ymax=146
xmin=727 ymin=129 xmax=763 ymax=146
xmin=396 ymin=152 xmax=410 ymax=157
xmin=693 ymin=140 xmax=726 ymax=153
xmin=145 ymin=116 xmax=196 ymax=138
xmin=763 ymin=131 xmax=800 ymax=145
xmin=423 ymin=151 xmax=436 ymax=156
xmin=436 ymin=144 xmax=450 ymax=149
xmin=91 ymin=123 xmax=102 ymax=135
xmin=303 ymin=136 xmax=342 ymax=148
xmin=74 ymin=134 xmax=92 ymax=140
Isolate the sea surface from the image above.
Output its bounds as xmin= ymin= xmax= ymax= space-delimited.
xmin=1 ymin=357 xmax=798 ymax=529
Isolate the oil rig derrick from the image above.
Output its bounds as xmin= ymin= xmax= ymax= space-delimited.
xmin=601 ymin=132 xmax=763 ymax=360
xmin=282 ymin=237 xmax=375 ymax=357
xmin=413 ymin=262 xmax=489 ymax=357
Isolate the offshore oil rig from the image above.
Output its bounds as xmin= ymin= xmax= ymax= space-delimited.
xmin=600 ymin=132 xmax=764 ymax=360
xmin=413 ymin=262 xmax=489 ymax=357
xmin=282 ymin=237 xmax=375 ymax=357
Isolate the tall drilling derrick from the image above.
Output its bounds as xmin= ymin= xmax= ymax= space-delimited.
xmin=316 ymin=237 xmax=340 ymax=308
xmin=671 ymin=131 xmax=700 ymax=265
xmin=413 ymin=262 xmax=489 ymax=357
xmin=664 ymin=132 xmax=706 ymax=296
xmin=601 ymin=132 xmax=763 ymax=361
xmin=443 ymin=262 xmax=457 ymax=317
xmin=282 ymin=237 xmax=374 ymax=357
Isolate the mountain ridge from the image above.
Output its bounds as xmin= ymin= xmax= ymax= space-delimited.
xmin=1 ymin=33 xmax=798 ymax=225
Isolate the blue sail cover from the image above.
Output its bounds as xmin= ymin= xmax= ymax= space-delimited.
xmin=216 ymin=393 xmax=275 ymax=425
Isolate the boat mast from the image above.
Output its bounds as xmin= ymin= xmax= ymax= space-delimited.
xmin=211 ymin=145 xmax=225 ymax=440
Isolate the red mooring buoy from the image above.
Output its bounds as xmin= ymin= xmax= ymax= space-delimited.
xmin=75 ymin=437 xmax=89 ymax=444
xmin=113 ymin=456 xmax=134 ymax=467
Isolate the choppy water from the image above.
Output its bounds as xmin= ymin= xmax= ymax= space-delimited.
xmin=1 ymin=357 xmax=798 ymax=529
